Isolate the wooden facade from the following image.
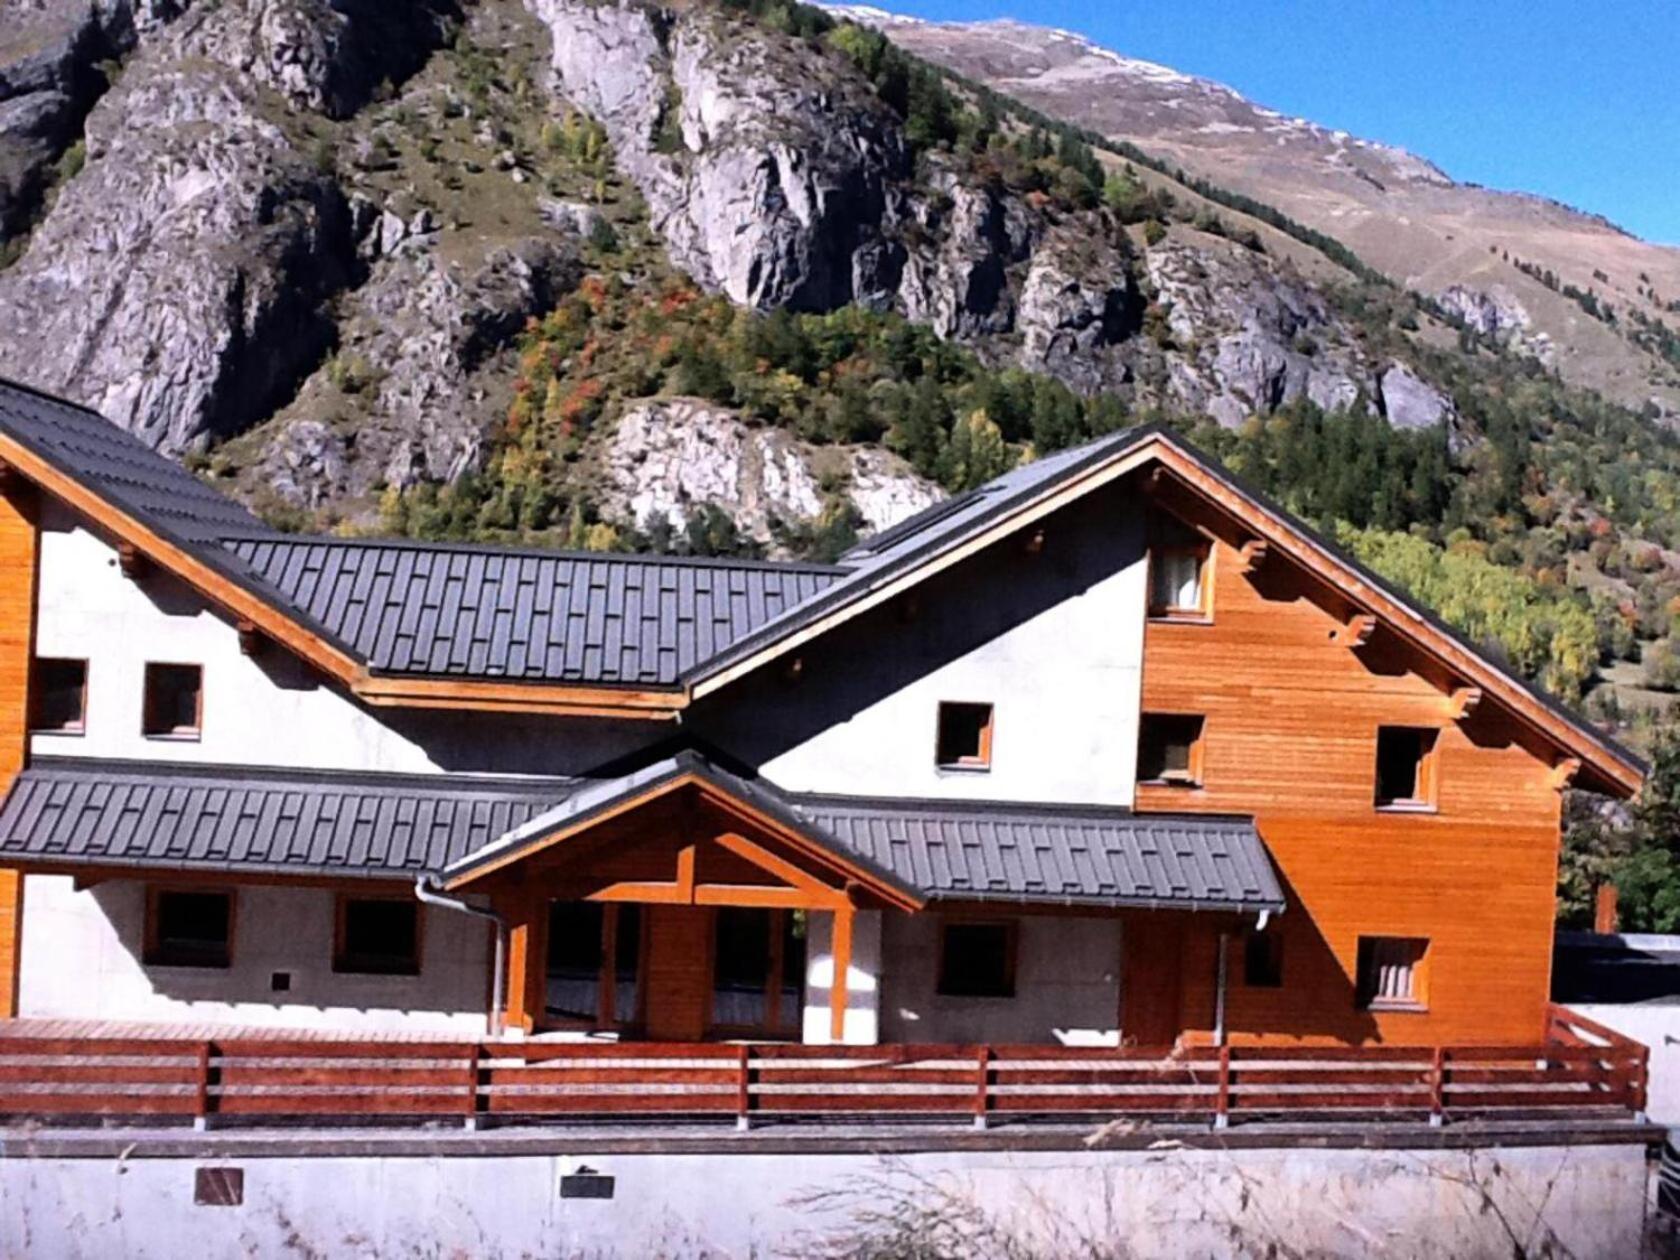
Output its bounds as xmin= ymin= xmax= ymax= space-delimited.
xmin=1136 ymin=488 xmax=1568 ymax=1046
xmin=0 ymin=480 xmax=34 ymax=1017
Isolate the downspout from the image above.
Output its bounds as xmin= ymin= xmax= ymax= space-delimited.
xmin=415 ymin=875 xmax=508 ymax=1037
xmin=1213 ymin=930 xmax=1229 ymax=1048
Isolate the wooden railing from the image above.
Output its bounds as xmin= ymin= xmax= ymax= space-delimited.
xmin=0 ymin=1007 xmax=1646 ymax=1131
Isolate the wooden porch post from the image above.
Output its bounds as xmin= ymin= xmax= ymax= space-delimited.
xmin=830 ymin=903 xmax=854 ymax=1043
xmin=503 ymin=889 xmax=544 ymax=1034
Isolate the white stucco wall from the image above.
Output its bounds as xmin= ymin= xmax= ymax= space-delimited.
xmin=710 ymin=489 xmax=1150 ymax=806
xmin=880 ymin=912 xmax=1122 ymax=1046
xmin=17 ymin=875 xmax=492 ymax=1034
xmin=28 ymin=504 xmax=657 ymax=776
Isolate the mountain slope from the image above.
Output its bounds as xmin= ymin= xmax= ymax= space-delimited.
xmin=834 ymin=8 xmax=1680 ymax=420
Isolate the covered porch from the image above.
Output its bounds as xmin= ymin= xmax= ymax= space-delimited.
xmin=437 ymin=752 xmax=924 ymax=1044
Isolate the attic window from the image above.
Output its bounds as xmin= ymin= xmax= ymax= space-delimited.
xmin=936 ymin=702 xmax=994 ymax=771
xmin=1374 ymin=726 xmax=1438 ymax=810
xmin=142 ymin=663 xmax=202 ymax=740
xmin=1138 ymin=714 xmax=1205 ymax=787
xmin=1148 ymin=514 xmax=1209 ymax=619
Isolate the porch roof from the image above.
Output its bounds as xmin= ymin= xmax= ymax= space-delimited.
xmin=790 ymin=794 xmax=1287 ymax=914
xmin=0 ymin=758 xmax=574 ymax=880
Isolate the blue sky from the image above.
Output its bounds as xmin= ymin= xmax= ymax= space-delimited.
xmin=880 ymin=1 xmax=1680 ymax=246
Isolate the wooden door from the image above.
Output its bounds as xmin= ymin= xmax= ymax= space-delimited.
xmin=642 ymin=905 xmax=714 ymax=1041
xmin=1121 ymin=918 xmax=1185 ymax=1048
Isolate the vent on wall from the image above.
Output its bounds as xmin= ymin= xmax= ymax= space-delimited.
xmin=559 ymin=1166 xmax=615 ymax=1200
xmin=194 ymin=1167 xmax=244 ymax=1207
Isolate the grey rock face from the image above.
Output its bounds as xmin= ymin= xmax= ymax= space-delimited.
xmin=0 ymin=0 xmax=457 ymax=453
xmin=0 ymin=0 xmax=155 ymax=239
xmin=599 ymin=396 xmax=939 ymax=547
xmin=1016 ymin=226 xmax=1139 ymax=393
xmin=255 ymin=235 xmax=580 ymax=508
xmin=1378 ymin=361 xmax=1457 ymax=432
xmin=1436 ymin=283 xmax=1555 ymax=366
xmin=1143 ymin=239 xmax=1371 ymax=426
xmin=529 ymin=0 xmax=909 ymax=312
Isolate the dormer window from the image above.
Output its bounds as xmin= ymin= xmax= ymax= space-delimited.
xmin=1149 ymin=514 xmax=1209 ymax=619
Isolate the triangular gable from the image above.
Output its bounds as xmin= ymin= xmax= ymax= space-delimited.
xmin=686 ymin=427 xmax=1644 ymax=799
xmin=441 ymin=750 xmax=924 ymax=911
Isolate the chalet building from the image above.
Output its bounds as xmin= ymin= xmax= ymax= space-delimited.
xmin=0 ymin=377 xmax=1646 ymax=1050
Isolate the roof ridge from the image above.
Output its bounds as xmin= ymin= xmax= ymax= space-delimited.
xmin=224 ymin=532 xmax=854 ymax=575
xmin=788 ymin=791 xmax=1256 ymax=823
xmin=26 ymin=755 xmax=579 ymax=796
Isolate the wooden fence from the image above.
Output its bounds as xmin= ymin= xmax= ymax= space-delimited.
xmin=0 ymin=1005 xmax=1645 ymax=1130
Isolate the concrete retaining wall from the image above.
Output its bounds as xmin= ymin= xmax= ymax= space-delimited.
xmin=0 ymin=1139 xmax=1650 ymax=1258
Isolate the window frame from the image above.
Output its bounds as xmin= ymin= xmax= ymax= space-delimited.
xmin=28 ymin=656 xmax=88 ymax=736
xmin=332 ymin=893 xmax=424 ymax=977
xmin=141 ymin=661 xmax=204 ymax=742
xmin=1147 ymin=513 xmax=1213 ymax=622
xmin=935 ymin=700 xmax=995 ymax=773
xmin=1373 ymin=725 xmax=1440 ymax=812
xmin=1137 ymin=712 xmax=1207 ymax=788
xmin=1355 ymin=935 xmax=1430 ymax=1013
xmin=143 ymin=885 xmax=236 ymax=970
xmin=935 ymin=918 xmax=1019 ymax=999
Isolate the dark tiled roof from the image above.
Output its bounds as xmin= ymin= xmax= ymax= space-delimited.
xmin=792 ymin=794 xmax=1286 ymax=912
xmin=0 ymin=377 xmax=268 ymax=542
xmin=0 ymin=759 xmax=574 ymax=878
xmin=224 ymin=536 xmax=845 ymax=685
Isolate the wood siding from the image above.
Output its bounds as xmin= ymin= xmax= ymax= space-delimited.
xmin=1137 ymin=523 xmax=1565 ymax=1047
xmin=0 ymin=482 xmax=36 ymax=1016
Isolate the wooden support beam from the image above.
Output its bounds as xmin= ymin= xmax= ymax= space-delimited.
xmin=1331 ymin=613 xmax=1376 ymax=648
xmin=830 ymin=904 xmax=854 ymax=1044
xmin=1448 ymin=686 xmax=1483 ymax=721
xmin=503 ymin=891 xmax=543 ymax=1034
xmin=781 ymin=656 xmax=804 ymax=684
xmin=116 ymin=541 xmax=147 ymax=580
xmin=236 ymin=619 xmax=263 ymax=658
xmin=1549 ymin=758 xmax=1583 ymax=792
xmin=897 ymin=593 xmax=920 ymax=625
xmin=1022 ymin=527 xmax=1046 ymax=556
xmin=1236 ymin=539 xmax=1268 ymax=575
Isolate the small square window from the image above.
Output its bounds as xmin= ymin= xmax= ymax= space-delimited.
xmin=29 ymin=658 xmax=87 ymax=734
xmin=937 ymin=921 xmax=1016 ymax=997
xmin=936 ymin=702 xmax=994 ymax=771
xmin=145 ymin=888 xmax=233 ymax=968
xmin=1243 ymin=925 xmax=1283 ymax=988
xmin=1138 ymin=714 xmax=1205 ymax=786
xmin=1356 ymin=936 xmax=1428 ymax=1011
xmin=334 ymin=897 xmax=421 ymax=975
xmin=143 ymin=663 xmax=202 ymax=740
xmin=1374 ymin=726 xmax=1438 ymax=809
xmin=1149 ymin=515 xmax=1209 ymax=619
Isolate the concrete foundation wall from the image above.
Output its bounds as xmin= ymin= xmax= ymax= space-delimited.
xmin=17 ymin=875 xmax=491 ymax=1034
xmin=880 ymin=911 xmax=1122 ymax=1046
xmin=29 ymin=506 xmax=657 ymax=777
xmin=0 ymin=1141 xmax=1648 ymax=1259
